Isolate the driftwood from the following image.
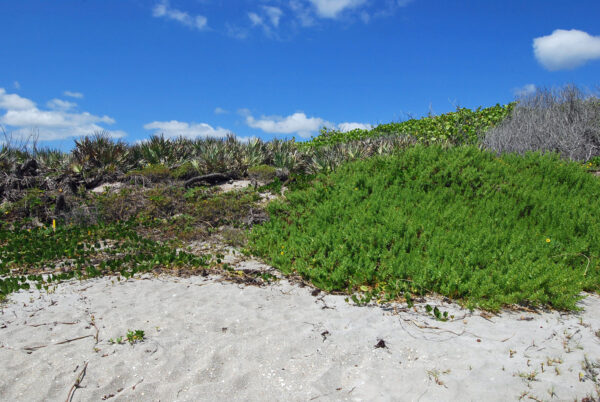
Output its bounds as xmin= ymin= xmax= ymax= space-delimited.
xmin=184 ymin=173 xmax=232 ymax=188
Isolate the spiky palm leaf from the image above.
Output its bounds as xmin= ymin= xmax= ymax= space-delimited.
xmin=72 ymin=131 xmax=130 ymax=177
xmin=34 ymin=148 xmax=71 ymax=172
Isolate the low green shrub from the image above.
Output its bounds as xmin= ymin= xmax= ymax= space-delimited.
xmin=247 ymin=164 xmax=277 ymax=182
xmin=172 ymin=162 xmax=199 ymax=180
xmin=250 ymin=145 xmax=600 ymax=310
xmin=126 ymin=164 xmax=172 ymax=181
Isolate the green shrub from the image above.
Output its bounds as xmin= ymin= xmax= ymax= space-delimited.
xmin=303 ymin=103 xmax=515 ymax=149
xmin=172 ymin=162 xmax=199 ymax=180
xmin=7 ymin=188 xmax=48 ymax=222
xmin=247 ymin=164 xmax=277 ymax=182
xmin=127 ymin=164 xmax=172 ymax=181
xmin=250 ymin=145 xmax=600 ymax=310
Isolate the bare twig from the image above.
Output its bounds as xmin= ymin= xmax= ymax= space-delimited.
xmin=28 ymin=321 xmax=78 ymax=327
xmin=90 ymin=315 xmax=99 ymax=345
xmin=24 ymin=334 xmax=94 ymax=352
xmin=66 ymin=361 xmax=88 ymax=402
xmin=56 ymin=334 xmax=94 ymax=345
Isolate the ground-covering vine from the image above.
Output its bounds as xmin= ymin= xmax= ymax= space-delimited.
xmin=250 ymin=145 xmax=600 ymax=310
xmin=302 ymin=103 xmax=516 ymax=149
xmin=0 ymin=220 xmax=209 ymax=300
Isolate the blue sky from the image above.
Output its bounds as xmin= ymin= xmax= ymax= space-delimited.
xmin=1 ymin=0 xmax=599 ymax=149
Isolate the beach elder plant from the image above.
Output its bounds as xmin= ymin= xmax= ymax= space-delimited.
xmin=250 ymin=145 xmax=600 ymax=311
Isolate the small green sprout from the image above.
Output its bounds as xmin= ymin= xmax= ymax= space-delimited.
xmin=109 ymin=336 xmax=124 ymax=345
xmin=126 ymin=329 xmax=145 ymax=344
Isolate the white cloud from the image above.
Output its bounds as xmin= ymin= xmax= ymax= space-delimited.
xmin=337 ymin=122 xmax=372 ymax=132
xmin=225 ymin=23 xmax=249 ymax=39
xmin=308 ymin=0 xmax=368 ymax=18
xmin=289 ymin=0 xmax=315 ymax=27
xmin=264 ymin=6 xmax=283 ymax=27
xmin=63 ymin=90 xmax=84 ymax=99
xmin=152 ymin=0 xmax=207 ymax=30
xmin=513 ymin=84 xmax=537 ymax=98
xmin=244 ymin=110 xmax=372 ymax=137
xmin=13 ymin=81 xmax=20 ymax=90
xmin=248 ymin=6 xmax=283 ymax=37
xmin=533 ymin=29 xmax=600 ymax=71
xmin=0 ymin=88 xmax=123 ymax=141
xmin=246 ymin=112 xmax=331 ymax=138
xmin=3 ymin=109 xmax=114 ymax=127
xmin=237 ymin=108 xmax=252 ymax=116
xmin=47 ymin=98 xmax=77 ymax=111
xmin=248 ymin=12 xmax=263 ymax=27
xmin=143 ymin=120 xmax=230 ymax=138
xmin=0 ymin=88 xmax=36 ymax=110
xmin=214 ymin=107 xmax=229 ymax=115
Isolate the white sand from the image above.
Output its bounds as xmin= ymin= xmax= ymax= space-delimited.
xmin=1 ymin=269 xmax=600 ymax=401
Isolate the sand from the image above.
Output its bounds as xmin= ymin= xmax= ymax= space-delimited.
xmin=1 ymin=266 xmax=600 ymax=401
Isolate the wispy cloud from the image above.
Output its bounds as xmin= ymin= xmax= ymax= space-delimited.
xmin=248 ymin=12 xmax=263 ymax=27
xmin=13 ymin=81 xmax=20 ymax=90
xmin=307 ymin=0 xmax=368 ymax=19
xmin=513 ymin=84 xmax=537 ymax=98
xmin=248 ymin=6 xmax=283 ymax=37
xmin=0 ymin=88 xmax=124 ymax=141
xmin=264 ymin=6 xmax=283 ymax=27
xmin=47 ymin=98 xmax=77 ymax=111
xmin=289 ymin=1 xmax=315 ymax=27
xmin=143 ymin=120 xmax=230 ymax=138
xmin=63 ymin=90 xmax=84 ymax=99
xmin=152 ymin=0 xmax=208 ymax=30
xmin=225 ymin=23 xmax=248 ymax=39
xmin=533 ymin=29 xmax=600 ymax=71
xmin=149 ymin=1 xmax=413 ymax=39
xmin=214 ymin=107 xmax=229 ymax=115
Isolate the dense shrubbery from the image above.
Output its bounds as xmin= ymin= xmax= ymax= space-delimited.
xmin=2 ymin=83 xmax=600 ymax=310
xmin=250 ymin=145 xmax=600 ymax=310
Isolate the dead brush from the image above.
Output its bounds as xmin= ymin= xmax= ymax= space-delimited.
xmin=483 ymin=84 xmax=600 ymax=162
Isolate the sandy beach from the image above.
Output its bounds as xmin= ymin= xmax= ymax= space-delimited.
xmin=1 ymin=263 xmax=599 ymax=402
